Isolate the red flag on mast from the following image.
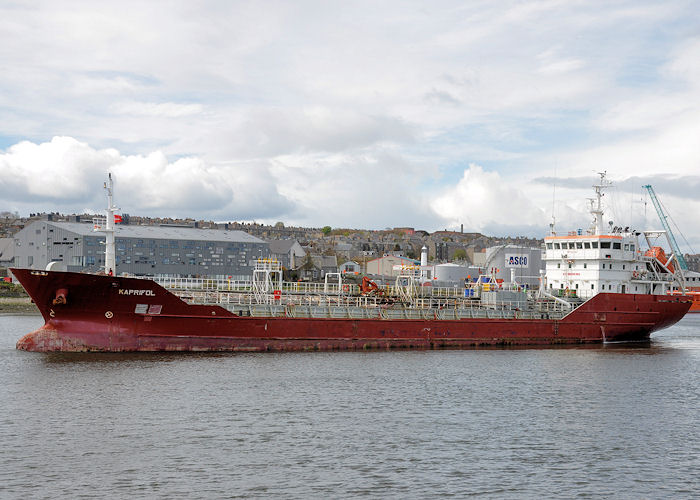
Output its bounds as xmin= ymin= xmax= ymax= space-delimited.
xmin=114 ymin=215 xmax=122 ymax=224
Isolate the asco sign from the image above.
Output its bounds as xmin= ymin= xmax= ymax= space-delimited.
xmin=505 ymin=254 xmax=528 ymax=268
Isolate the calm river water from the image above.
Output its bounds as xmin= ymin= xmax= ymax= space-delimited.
xmin=1 ymin=314 xmax=699 ymax=499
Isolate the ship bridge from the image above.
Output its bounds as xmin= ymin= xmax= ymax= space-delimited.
xmin=544 ymin=230 xmax=647 ymax=298
xmin=543 ymin=172 xmax=684 ymax=299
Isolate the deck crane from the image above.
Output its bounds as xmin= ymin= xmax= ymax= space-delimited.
xmin=642 ymin=184 xmax=688 ymax=271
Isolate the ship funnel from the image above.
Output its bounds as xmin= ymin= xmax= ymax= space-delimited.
xmin=421 ymin=246 xmax=428 ymax=267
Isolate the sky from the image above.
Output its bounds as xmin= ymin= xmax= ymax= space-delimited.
xmin=1 ymin=0 xmax=699 ymax=251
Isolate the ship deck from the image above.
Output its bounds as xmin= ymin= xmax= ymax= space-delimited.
xmin=145 ymin=276 xmax=576 ymax=321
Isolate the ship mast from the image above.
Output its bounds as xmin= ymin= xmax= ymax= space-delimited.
xmin=104 ymin=174 xmax=117 ymax=275
xmin=590 ymin=171 xmax=611 ymax=235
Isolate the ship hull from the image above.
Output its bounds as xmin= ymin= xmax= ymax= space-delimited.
xmin=11 ymin=268 xmax=692 ymax=352
xmin=686 ymin=292 xmax=700 ymax=312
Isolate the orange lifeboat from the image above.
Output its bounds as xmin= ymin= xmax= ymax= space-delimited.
xmin=645 ymin=246 xmax=675 ymax=273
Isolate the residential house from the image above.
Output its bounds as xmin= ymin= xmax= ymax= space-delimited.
xmin=267 ymin=239 xmax=306 ymax=269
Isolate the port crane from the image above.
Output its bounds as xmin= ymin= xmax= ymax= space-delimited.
xmin=643 ymin=184 xmax=688 ymax=271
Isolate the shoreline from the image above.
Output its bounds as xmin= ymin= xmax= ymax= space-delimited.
xmin=0 ymin=297 xmax=40 ymax=316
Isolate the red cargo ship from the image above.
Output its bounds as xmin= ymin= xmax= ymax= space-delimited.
xmin=12 ymin=267 xmax=691 ymax=351
xmin=12 ymin=173 xmax=692 ymax=352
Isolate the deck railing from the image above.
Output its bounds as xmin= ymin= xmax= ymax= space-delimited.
xmin=145 ymin=276 xmax=530 ymax=300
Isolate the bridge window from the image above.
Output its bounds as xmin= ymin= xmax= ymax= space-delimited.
xmin=600 ymin=242 xmax=611 ymax=249
xmin=584 ymin=242 xmax=591 ymax=249
xmin=546 ymin=243 xmax=553 ymax=249
xmin=554 ymin=243 xmax=560 ymax=249
xmin=613 ymin=242 xmax=621 ymax=249
xmin=576 ymin=242 xmax=583 ymax=249
xmin=592 ymin=242 xmax=599 ymax=248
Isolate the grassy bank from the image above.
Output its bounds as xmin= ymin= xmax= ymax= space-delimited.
xmin=0 ymin=297 xmax=40 ymax=315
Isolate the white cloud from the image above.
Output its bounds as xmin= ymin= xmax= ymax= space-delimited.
xmin=0 ymin=1 xmax=699 ymax=246
xmin=431 ymin=165 xmax=548 ymax=235
xmin=110 ymin=101 xmax=203 ymax=118
xmin=0 ymin=137 xmax=293 ymax=220
xmin=665 ymin=37 xmax=700 ymax=87
xmin=267 ymin=149 xmax=440 ymax=229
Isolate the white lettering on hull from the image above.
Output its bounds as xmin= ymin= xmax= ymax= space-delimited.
xmin=118 ymin=289 xmax=156 ymax=296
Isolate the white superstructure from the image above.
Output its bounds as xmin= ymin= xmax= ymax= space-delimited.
xmin=543 ymin=172 xmax=685 ymax=299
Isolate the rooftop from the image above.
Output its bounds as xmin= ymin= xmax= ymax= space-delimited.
xmin=42 ymin=221 xmax=266 ymax=244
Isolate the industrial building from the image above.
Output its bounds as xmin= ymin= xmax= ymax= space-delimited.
xmin=415 ymin=245 xmax=543 ymax=287
xmin=475 ymin=245 xmax=544 ymax=287
xmin=366 ymin=254 xmax=420 ymax=277
xmin=12 ymin=220 xmax=269 ymax=279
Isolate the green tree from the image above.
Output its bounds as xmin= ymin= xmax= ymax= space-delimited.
xmin=322 ymin=226 xmax=332 ymax=236
xmin=453 ymin=249 xmax=467 ymax=261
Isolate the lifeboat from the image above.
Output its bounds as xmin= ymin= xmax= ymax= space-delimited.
xmin=645 ymin=246 xmax=675 ymax=273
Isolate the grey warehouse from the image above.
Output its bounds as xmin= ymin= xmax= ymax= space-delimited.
xmin=13 ymin=220 xmax=270 ymax=279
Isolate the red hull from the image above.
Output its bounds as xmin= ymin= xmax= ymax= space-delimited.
xmin=670 ymin=290 xmax=700 ymax=312
xmin=11 ymin=268 xmax=692 ymax=352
